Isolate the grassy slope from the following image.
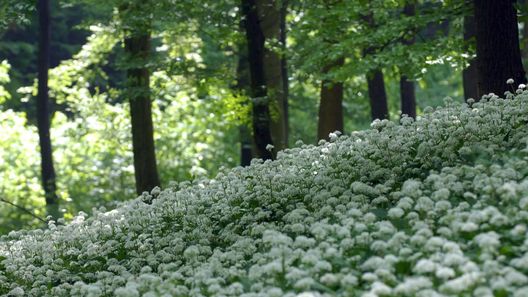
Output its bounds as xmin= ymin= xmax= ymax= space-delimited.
xmin=1 ymin=93 xmax=528 ymax=296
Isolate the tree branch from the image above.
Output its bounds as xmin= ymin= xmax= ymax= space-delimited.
xmin=0 ymin=198 xmax=47 ymax=223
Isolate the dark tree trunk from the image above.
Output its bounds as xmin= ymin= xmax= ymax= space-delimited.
xmin=280 ymin=0 xmax=289 ymax=145
xmin=37 ymin=0 xmax=59 ymax=219
xmin=367 ymin=69 xmax=390 ymax=121
xmin=362 ymin=12 xmax=389 ymax=121
xmin=400 ymin=76 xmax=416 ymax=119
xmin=239 ymin=126 xmax=253 ymax=166
xmin=255 ymin=0 xmax=288 ymax=151
xmin=474 ymin=0 xmax=526 ymax=97
xmin=462 ymin=13 xmax=478 ymax=101
xmin=124 ymin=32 xmax=160 ymax=195
xmin=523 ymin=0 xmax=528 ymax=61
xmin=400 ymin=3 xmax=416 ymax=119
xmin=318 ymin=58 xmax=344 ymax=140
xmin=235 ymin=24 xmax=254 ymax=166
xmin=242 ymin=0 xmax=275 ymax=160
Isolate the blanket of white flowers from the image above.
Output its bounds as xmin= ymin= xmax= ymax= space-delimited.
xmin=2 ymin=90 xmax=528 ymax=297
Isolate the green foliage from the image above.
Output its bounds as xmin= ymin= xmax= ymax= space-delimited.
xmin=0 ymin=1 xmax=97 ymax=114
xmin=0 ymin=27 xmax=241 ymax=232
xmin=0 ymin=0 xmax=33 ymax=30
xmin=289 ymin=0 xmax=468 ymax=84
xmin=0 ymin=110 xmax=45 ymax=234
xmin=0 ymin=61 xmax=10 ymax=104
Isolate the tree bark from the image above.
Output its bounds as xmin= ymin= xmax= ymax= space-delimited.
xmin=462 ymin=13 xmax=478 ymax=101
xmin=363 ymin=12 xmax=389 ymax=121
xmin=400 ymin=76 xmax=416 ymax=119
xmin=400 ymin=3 xmax=416 ymax=119
xmin=235 ymin=23 xmax=254 ymax=166
xmin=318 ymin=58 xmax=344 ymax=140
xmin=242 ymin=0 xmax=275 ymax=160
xmin=474 ymin=0 xmax=527 ymax=97
xmin=280 ymin=0 xmax=289 ymax=145
xmin=37 ymin=0 xmax=59 ymax=219
xmin=523 ymin=0 xmax=528 ymax=61
xmin=256 ymin=0 xmax=288 ymax=151
xmin=367 ymin=69 xmax=390 ymax=121
xmin=124 ymin=32 xmax=160 ymax=195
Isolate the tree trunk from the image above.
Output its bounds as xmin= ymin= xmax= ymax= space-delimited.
xmin=318 ymin=58 xmax=344 ymax=140
xmin=462 ymin=13 xmax=478 ymax=101
xmin=280 ymin=0 xmax=289 ymax=145
xmin=124 ymin=32 xmax=160 ymax=195
xmin=400 ymin=3 xmax=416 ymax=119
xmin=367 ymin=69 xmax=390 ymax=121
xmin=362 ymin=11 xmax=389 ymax=121
xmin=235 ymin=24 xmax=254 ymax=166
xmin=400 ymin=76 xmax=416 ymax=119
xmin=242 ymin=0 xmax=275 ymax=160
xmin=37 ymin=0 xmax=59 ymax=219
xmin=239 ymin=126 xmax=253 ymax=166
xmin=256 ymin=0 xmax=288 ymax=151
xmin=474 ymin=0 xmax=527 ymax=97
xmin=523 ymin=6 xmax=528 ymax=61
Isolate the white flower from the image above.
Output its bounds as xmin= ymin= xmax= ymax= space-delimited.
xmin=266 ymin=144 xmax=274 ymax=151
xmin=413 ymin=259 xmax=436 ymax=274
xmin=435 ymin=267 xmax=455 ymax=279
xmin=507 ymin=78 xmax=515 ymax=84
xmin=388 ymin=207 xmax=405 ymax=218
xmin=7 ymin=287 xmax=24 ymax=296
xmin=296 ymin=292 xmax=321 ymax=297
xmin=440 ymin=272 xmax=481 ymax=294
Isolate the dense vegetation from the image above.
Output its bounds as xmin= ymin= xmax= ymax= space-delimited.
xmin=2 ymin=90 xmax=528 ymax=296
xmin=0 ymin=0 xmax=476 ymax=233
xmin=1 ymin=0 xmax=528 ymax=295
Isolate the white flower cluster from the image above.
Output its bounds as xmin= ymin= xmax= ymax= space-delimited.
xmin=2 ymin=89 xmax=528 ymax=296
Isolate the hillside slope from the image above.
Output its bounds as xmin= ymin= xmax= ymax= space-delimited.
xmin=2 ymin=92 xmax=528 ymax=296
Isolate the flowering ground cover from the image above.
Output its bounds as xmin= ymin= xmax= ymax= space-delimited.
xmin=2 ymin=90 xmax=528 ymax=296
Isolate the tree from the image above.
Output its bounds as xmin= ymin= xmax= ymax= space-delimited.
xmin=317 ymin=58 xmax=344 ymax=140
xmin=37 ymin=0 xmax=60 ymax=218
xmin=462 ymin=11 xmax=478 ymax=101
xmin=400 ymin=2 xmax=417 ymax=119
xmin=241 ymin=0 xmax=275 ymax=160
xmin=256 ymin=0 xmax=288 ymax=151
xmin=364 ymin=12 xmax=389 ymax=121
xmin=120 ymin=3 xmax=160 ymax=195
xmin=367 ymin=69 xmax=389 ymax=120
xmin=280 ymin=0 xmax=289 ymax=144
xmin=317 ymin=0 xmax=344 ymax=141
xmin=235 ymin=22 xmax=254 ymax=166
xmin=474 ymin=0 xmax=526 ymax=97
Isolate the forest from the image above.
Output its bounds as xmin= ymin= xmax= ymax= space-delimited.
xmin=1 ymin=0 xmax=528 ymax=296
